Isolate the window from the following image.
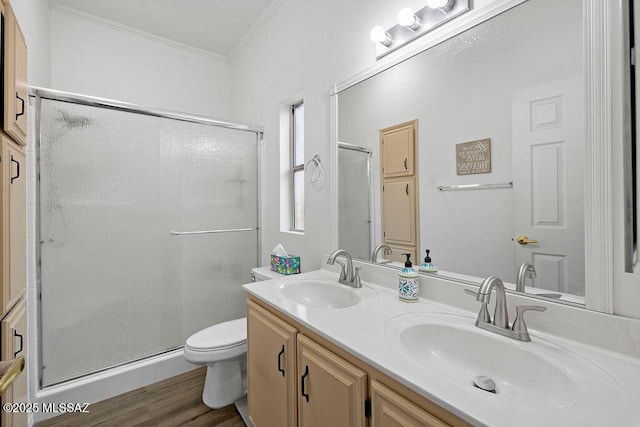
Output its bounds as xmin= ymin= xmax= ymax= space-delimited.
xmin=291 ymin=102 xmax=305 ymax=231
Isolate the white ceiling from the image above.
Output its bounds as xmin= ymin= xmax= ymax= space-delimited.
xmin=50 ymin=0 xmax=279 ymax=57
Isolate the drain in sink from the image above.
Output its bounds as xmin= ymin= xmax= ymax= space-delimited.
xmin=473 ymin=375 xmax=496 ymax=393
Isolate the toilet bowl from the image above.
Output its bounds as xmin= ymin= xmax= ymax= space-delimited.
xmin=183 ymin=317 xmax=247 ymax=409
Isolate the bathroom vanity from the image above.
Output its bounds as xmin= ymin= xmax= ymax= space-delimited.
xmin=244 ymin=265 xmax=640 ymax=426
xmin=246 ymin=297 xmax=466 ymax=427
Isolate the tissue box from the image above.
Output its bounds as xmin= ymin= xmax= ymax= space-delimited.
xmin=270 ymin=255 xmax=301 ymax=275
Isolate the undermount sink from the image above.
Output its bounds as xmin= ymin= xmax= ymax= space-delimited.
xmin=385 ymin=313 xmax=621 ymax=407
xmin=276 ymin=278 xmax=376 ymax=309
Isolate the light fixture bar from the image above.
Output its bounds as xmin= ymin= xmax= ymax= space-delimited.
xmin=372 ymin=0 xmax=470 ymax=59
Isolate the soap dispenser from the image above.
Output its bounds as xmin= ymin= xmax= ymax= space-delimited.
xmin=419 ymin=249 xmax=438 ymax=273
xmin=398 ymin=253 xmax=419 ymax=302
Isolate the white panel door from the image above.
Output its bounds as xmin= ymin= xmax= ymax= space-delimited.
xmin=512 ymin=75 xmax=584 ymax=295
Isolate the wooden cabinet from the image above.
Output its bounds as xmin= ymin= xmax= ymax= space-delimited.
xmin=380 ymin=120 xmax=420 ymax=261
xmin=381 ymin=122 xmax=416 ymax=178
xmin=297 ymin=334 xmax=367 ymax=427
xmin=382 ymin=177 xmax=417 ymax=248
xmin=247 ymin=300 xmax=298 ymax=427
xmin=371 ymin=380 xmax=448 ymax=427
xmin=3 ymin=1 xmax=28 ymax=146
xmin=2 ymin=138 xmax=26 ymax=314
xmin=0 ymin=4 xmax=28 ymax=423
xmin=1 ymin=299 xmax=27 ymax=427
xmin=247 ymin=297 xmax=469 ymax=427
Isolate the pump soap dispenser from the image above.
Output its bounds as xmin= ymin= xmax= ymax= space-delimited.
xmin=398 ymin=253 xmax=419 ymax=302
xmin=419 ymin=249 xmax=438 ymax=273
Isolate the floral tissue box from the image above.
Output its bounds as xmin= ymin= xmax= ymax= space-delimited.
xmin=270 ymin=255 xmax=301 ymax=275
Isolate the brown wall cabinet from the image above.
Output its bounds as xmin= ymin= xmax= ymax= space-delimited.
xmin=0 ymin=2 xmax=28 ymax=424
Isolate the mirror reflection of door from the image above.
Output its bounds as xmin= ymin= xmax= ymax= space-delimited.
xmin=338 ymin=143 xmax=373 ymax=260
xmin=380 ymin=120 xmax=420 ymax=263
xmin=512 ymin=75 xmax=585 ymax=295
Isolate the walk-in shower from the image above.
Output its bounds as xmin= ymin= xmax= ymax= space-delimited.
xmin=33 ymin=88 xmax=262 ymax=389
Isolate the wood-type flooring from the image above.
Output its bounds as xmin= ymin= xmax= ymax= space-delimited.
xmin=35 ymin=367 xmax=245 ymax=427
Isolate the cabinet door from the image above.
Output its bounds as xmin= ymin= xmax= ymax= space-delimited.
xmin=371 ymin=380 xmax=449 ymax=427
xmin=4 ymin=141 xmax=26 ymax=313
xmin=381 ymin=122 xmax=416 ymax=178
xmin=297 ymin=334 xmax=367 ymax=427
xmin=382 ymin=177 xmax=417 ymax=247
xmin=1 ymin=299 xmax=27 ymax=427
xmin=3 ymin=3 xmax=28 ymax=146
xmin=247 ymin=300 xmax=298 ymax=427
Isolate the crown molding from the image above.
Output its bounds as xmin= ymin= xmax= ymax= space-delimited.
xmin=228 ymin=0 xmax=285 ymax=62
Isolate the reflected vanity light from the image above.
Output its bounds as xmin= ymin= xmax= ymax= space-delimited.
xmin=397 ymin=8 xmax=421 ymax=31
xmin=426 ymin=0 xmax=455 ymax=11
xmin=369 ymin=0 xmax=469 ymax=59
xmin=369 ymin=26 xmax=392 ymax=46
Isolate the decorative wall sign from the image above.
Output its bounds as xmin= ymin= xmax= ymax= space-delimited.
xmin=456 ymin=138 xmax=491 ymax=175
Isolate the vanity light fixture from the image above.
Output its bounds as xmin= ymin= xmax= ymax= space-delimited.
xmin=397 ymin=8 xmax=421 ymax=31
xmin=370 ymin=26 xmax=392 ymax=46
xmin=369 ymin=0 xmax=469 ymax=59
xmin=426 ymin=0 xmax=455 ymax=11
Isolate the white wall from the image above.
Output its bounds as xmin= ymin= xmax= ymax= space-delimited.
xmin=9 ymin=0 xmax=51 ymax=88
xmin=50 ymin=9 xmax=231 ymax=118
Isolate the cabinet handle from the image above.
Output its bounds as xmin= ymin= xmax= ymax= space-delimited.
xmin=404 ymin=158 xmax=408 ymax=170
xmin=301 ymin=365 xmax=310 ymax=402
xmin=16 ymin=93 xmax=25 ymax=120
xmin=277 ymin=345 xmax=285 ymax=377
xmin=13 ymin=331 xmax=23 ymax=358
xmin=405 ymin=184 xmax=409 ymax=195
xmin=10 ymin=155 xmax=20 ymax=184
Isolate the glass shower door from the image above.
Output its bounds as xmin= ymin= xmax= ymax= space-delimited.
xmin=338 ymin=144 xmax=372 ymax=260
xmin=38 ymin=98 xmax=259 ymax=386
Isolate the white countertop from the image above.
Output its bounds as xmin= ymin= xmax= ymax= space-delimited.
xmin=244 ymin=267 xmax=640 ymax=427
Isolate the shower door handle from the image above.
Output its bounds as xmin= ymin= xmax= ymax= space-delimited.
xmin=277 ymin=345 xmax=285 ymax=377
xmin=10 ymin=155 xmax=20 ymax=184
xmin=16 ymin=93 xmax=25 ymax=120
xmin=13 ymin=331 xmax=23 ymax=358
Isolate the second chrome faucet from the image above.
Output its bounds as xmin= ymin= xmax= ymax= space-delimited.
xmin=466 ymin=276 xmax=546 ymax=342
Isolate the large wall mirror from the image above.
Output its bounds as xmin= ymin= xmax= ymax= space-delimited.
xmin=335 ymin=0 xmax=632 ymax=310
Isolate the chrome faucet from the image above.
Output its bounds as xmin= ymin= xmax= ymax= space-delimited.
xmin=370 ymin=243 xmax=392 ymax=263
xmin=465 ymin=276 xmax=547 ymax=342
xmin=477 ymin=276 xmax=509 ymax=328
xmin=327 ymin=249 xmax=362 ymax=288
xmin=516 ymin=262 xmax=536 ymax=292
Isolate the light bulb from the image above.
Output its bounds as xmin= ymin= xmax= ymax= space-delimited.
xmin=397 ymin=8 xmax=421 ymax=30
xmin=370 ymin=26 xmax=392 ymax=46
xmin=426 ymin=0 xmax=454 ymax=10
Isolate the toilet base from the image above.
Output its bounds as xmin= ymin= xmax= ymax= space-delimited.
xmin=202 ymin=359 xmax=246 ymax=409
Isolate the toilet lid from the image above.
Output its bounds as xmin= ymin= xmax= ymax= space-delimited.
xmin=186 ymin=317 xmax=247 ymax=351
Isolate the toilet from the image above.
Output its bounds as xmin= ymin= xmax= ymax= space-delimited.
xmin=183 ymin=317 xmax=247 ymax=409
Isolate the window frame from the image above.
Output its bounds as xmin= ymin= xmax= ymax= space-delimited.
xmin=290 ymin=101 xmax=305 ymax=232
